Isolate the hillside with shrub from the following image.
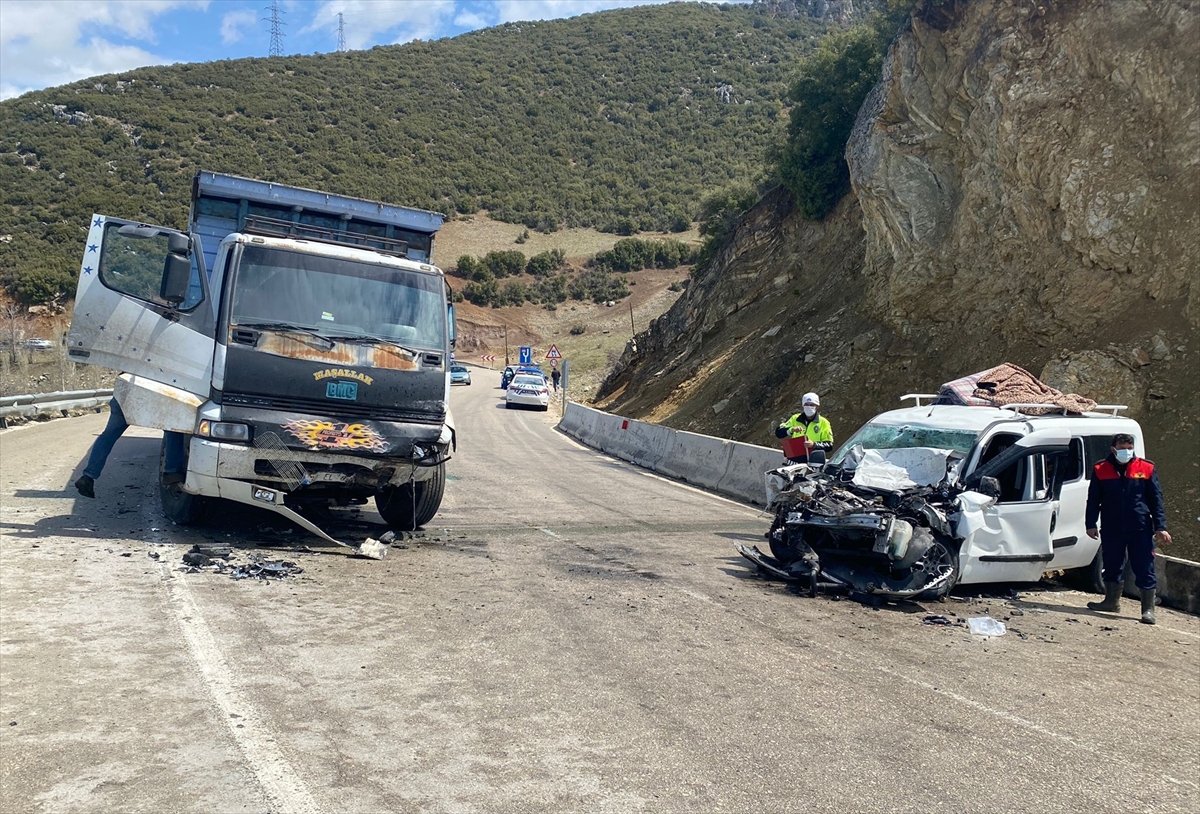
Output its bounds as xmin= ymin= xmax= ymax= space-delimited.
xmin=0 ymin=1 xmax=868 ymax=305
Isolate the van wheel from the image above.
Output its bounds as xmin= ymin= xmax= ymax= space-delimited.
xmin=159 ymin=435 xmax=205 ymax=525
xmin=919 ymin=535 xmax=960 ymax=599
xmin=1068 ymin=546 xmax=1106 ymax=595
xmin=376 ymin=463 xmax=446 ymax=531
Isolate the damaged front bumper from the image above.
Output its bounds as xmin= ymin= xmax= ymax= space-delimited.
xmin=740 ymin=466 xmax=960 ymax=600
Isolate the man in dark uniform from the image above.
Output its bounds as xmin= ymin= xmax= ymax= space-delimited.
xmin=1085 ymin=433 xmax=1171 ymax=624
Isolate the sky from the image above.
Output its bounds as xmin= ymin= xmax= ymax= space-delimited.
xmin=0 ymin=0 xmax=696 ymax=101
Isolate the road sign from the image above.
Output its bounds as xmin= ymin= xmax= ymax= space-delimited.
xmin=481 ymin=354 xmax=495 ymax=363
xmin=550 ymin=359 xmax=558 ymax=368
xmin=518 ymin=346 xmax=532 ymax=365
xmin=545 ymin=344 xmax=562 ymax=360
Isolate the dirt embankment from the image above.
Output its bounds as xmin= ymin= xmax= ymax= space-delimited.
xmin=598 ymin=0 xmax=1199 ymax=559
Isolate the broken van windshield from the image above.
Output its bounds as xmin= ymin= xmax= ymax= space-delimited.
xmin=829 ymin=423 xmax=978 ymax=465
xmin=230 ymin=246 xmax=445 ymax=349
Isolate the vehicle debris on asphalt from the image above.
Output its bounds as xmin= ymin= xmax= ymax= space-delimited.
xmin=922 ymin=614 xmax=959 ymax=627
xmin=967 ymin=617 xmax=1007 ymax=637
xmin=178 ymin=544 xmax=304 ymax=581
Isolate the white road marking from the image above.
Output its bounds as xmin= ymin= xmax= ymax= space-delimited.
xmin=538 ymin=527 xmax=560 ymax=538
xmin=163 ymin=567 xmax=323 ymax=814
xmin=1161 ymin=626 xmax=1199 ymax=639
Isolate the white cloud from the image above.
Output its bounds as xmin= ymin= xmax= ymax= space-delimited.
xmin=298 ymin=1 xmax=457 ymax=50
xmin=492 ymin=0 xmax=670 ymax=25
xmin=0 ymin=0 xmax=207 ymax=100
xmin=220 ymin=9 xmax=259 ymax=45
xmin=453 ymin=9 xmax=491 ymax=29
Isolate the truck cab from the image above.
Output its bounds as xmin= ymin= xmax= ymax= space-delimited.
xmin=67 ymin=172 xmax=457 ymax=540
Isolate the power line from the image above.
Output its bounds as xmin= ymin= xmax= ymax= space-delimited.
xmin=336 ymin=12 xmax=347 ymax=53
xmin=264 ymin=0 xmax=285 ymax=57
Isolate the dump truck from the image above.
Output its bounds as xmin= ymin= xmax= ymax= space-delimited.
xmin=67 ymin=171 xmax=456 ymax=545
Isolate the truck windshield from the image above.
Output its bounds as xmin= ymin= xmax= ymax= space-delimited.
xmin=230 ymin=245 xmax=445 ymax=349
xmin=829 ymin=422 xmax=979 ymax=465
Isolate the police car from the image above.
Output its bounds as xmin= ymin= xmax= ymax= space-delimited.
xmin=505 ymin=374 xmax=550 ymax=411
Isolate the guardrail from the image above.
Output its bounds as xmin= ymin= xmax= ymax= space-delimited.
xmin=0 ymin=389 xmax=113 ymax=426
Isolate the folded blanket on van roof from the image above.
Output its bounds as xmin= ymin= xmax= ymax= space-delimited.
xmin=971 ymin=363 xmax=1097 ymax=415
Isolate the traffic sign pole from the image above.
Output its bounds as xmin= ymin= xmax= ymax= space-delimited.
xmin=560 ymin=359 xmax=568 ymax=412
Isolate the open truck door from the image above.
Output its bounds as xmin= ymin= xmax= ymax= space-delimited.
xmin=67 ymin=215 xmax=215 ymax=402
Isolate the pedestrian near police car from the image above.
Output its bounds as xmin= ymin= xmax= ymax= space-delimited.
xmin=1085 ymin=433 xmax=1171 ymax=624
xmin=775 ymin=392 xmax=833 ymax=464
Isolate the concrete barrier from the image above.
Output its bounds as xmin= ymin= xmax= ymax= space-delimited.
xmin=560 ymin=401 xmax=781 ymax=506
xmin=660 ymin=430 xmax=734 ymax=493
xmin=558 ymin=401 xmax=585 ymax=437
xmin=718 ymin=443 xmax=788 ymax=507
xmin=1124 ymin=554 xmax=1200 ymax=614
xmin=559 ymin=401 xmax=1200 ymax=613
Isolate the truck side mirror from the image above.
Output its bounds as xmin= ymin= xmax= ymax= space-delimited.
xmin=160 ymin=253 xmax=191 ymax=305
xmin=447 ymin=302 xmax=457 ymax=348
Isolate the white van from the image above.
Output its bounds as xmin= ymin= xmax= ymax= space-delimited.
xmin=748 ymin=396 xmax=1140 ymax=597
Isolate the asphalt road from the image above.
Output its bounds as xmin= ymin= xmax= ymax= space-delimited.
xmin=2 ymin=380 xmax=1198 ymax=813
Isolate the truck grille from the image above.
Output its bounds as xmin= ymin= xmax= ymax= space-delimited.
xmin=222 ymin=391 xmax=444 ymax=424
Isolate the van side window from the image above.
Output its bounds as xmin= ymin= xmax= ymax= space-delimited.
xmin=1082 ymin=435 xmax=1113 ymax=477
xmin=979 ymin=432 xmax=1027 ymax=502
xmin=1041 ymin=439 xmax=1082 ymax=499
xmin=1057 ymin=438 xmax=1084 ymax=483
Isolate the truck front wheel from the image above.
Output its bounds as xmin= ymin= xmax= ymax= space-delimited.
xmin=376 ymin=463 xmax=446 ymax=530
xmin=159 ymin=435 xmax=205 ymax=525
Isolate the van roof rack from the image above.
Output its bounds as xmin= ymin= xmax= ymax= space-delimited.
xmin=242 ymin=214 xmax=410 ymax=258
xmin=899 ymin=394 xmax=1127 ymax=416
xmin=996 ymin=403 xmax=1128 ymax=417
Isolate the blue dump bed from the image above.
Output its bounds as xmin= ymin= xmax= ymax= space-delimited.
xmin=189 ymin=171 xmax=444 ymax=274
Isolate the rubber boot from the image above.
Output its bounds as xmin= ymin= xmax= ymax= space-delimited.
xmin=1140 ymin=589 xmax=1157 ymax=625
xmin=1087 ymin=582 xmax=1122 ymax=613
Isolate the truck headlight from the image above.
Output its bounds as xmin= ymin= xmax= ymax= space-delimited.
xmin=198 ymin=420 xmax=251 ymax=442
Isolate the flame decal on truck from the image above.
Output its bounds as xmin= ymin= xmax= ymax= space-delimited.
xmin=283 ymin=418 xmax=390 ymax=452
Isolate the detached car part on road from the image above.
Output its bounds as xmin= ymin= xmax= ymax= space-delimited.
xmin=738 ymin=397 xmax=1141 ymax=600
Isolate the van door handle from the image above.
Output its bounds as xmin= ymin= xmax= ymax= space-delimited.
xmin=1049 ymin=511 xmax=1057 ymax=533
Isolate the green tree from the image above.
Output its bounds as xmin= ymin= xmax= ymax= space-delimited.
xmin=776 ymin=24 xmax=886 ymax=220
xmin=455 ymin=254 xmax=481 ymax=278
xmin=482 ymin=250 xmax=526 ymax=279
xmin=526 ymin=249 xmax=565 ymax=277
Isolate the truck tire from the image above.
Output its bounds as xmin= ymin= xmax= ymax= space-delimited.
xmin=159 ymin=436 xmax=206 ymax=525
xmin=376 ymin=463 xmax=445 ymax=531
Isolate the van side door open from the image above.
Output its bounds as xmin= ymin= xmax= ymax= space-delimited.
xmin=67 ymin=215 xmax=215 ymax=397
xmin=956 ymin=428 xmax=1071 ymax=584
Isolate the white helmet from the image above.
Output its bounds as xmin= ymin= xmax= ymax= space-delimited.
xmin=802 ymin=392 xmax=820 ymax=407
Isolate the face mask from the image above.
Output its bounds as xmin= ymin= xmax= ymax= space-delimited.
xmin=1114 ymin=448 xmax=1135 ymax=464
xmin=803 ymin=406 xmax=817 ymax=419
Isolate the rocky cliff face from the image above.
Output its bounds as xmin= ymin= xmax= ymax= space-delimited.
xmin=597 ymin=0 xmax=1199 ymax=556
